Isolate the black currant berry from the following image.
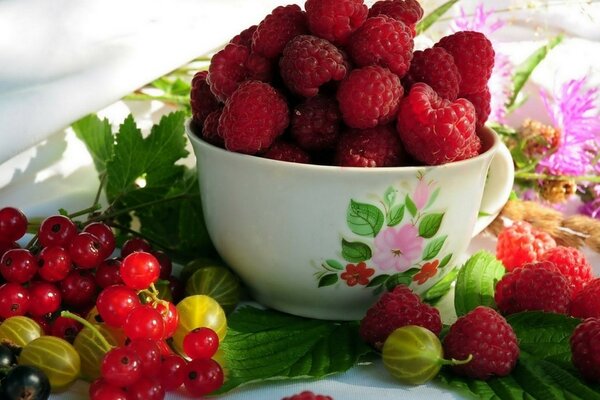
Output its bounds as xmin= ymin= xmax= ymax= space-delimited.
xmin=0 ymin=365 xmax=51 ymax=400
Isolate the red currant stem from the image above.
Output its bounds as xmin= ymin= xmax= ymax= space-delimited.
xmin=89 ymin=173 xmax=107 ymax=218
xmin=105 ymin=222 xmax=167 ymax=250
xmin=439 ymin=354 xmax=473 ymax=366
xmin=67 ymin=204 xmax=102 ymax=219
xmin=88 ymin=193 xmax=192 ymax=223
xmin=60 ymin=310 xmax=113 ymax=350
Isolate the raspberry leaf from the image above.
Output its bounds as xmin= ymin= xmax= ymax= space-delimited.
xmin=347 ymin=200 xmax=384 ymax=237
xmin=418 ymin=213 xmax=444 ymax=238
xmin=216 ymin=306 xmax=372 ymax=393
xmin=454 ymin=251 xmax=505 ymax=316
xmin=341 ymin=239 xmax=372 ymax=262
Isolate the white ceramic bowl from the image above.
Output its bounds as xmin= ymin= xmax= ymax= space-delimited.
xmin=187 ymin=121 xmax=514 ymax=320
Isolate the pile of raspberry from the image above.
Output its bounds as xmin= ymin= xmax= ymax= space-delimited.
xmin=190 ymin=0 xmax=495 ymax=167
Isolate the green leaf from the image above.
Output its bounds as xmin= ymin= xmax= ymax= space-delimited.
xmin=415 ymin=0 xmax=460 ymax=35
xmin=387 ymin=205 xmax=405 ymax=226
xmin=454 ymin=251 xmax=505 ymax=316
xmin=341 ymin=239 xmax=372 ymax=262
xmin=506 ymin=35 xmax=564 ymax=109
xmin=422 ymin=267 xmax=459 ymax=304
xmin=405 ymin=194 xmax=417 ymax=217
xmin=422 ymin=235 xmax=447 ymax=261
xmin=385 ymin=268 xmax=420 ymax=291
xmin=106 ymin=112 xmax=188 ymax=200
xmin=217 ymin=307 xmax=372 ymax=393
xmin=366 ymin=274 xmax=390 ymax=288
xmin=325 ymin=259 xmax=344 ymax=271
xmin=383 ymin=186 xmax=396 ymax=209
xmin=318 ymin=274 xmax=338 ymax=287
xmin=346 ymin=200 xmax=384 ymax=237
xmin=426 ymin=187 xmax=441 ymax=209
xmin=418 ymin=213 xmax=444 ymax=238
xmin=71 ymin=114 xmax=114 ymax=174
xmin=439 ymin=253 xmax=453 ymax=268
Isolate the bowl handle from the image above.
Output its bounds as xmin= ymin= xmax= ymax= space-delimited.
xmin=472 ymin=142 xmax=515 ymax=237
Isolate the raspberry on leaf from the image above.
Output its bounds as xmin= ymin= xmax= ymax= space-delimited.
xmin=570 ymin=318 xmax=600 ymax=382
xmin=570 ymin=278 xmax=600 ymax=319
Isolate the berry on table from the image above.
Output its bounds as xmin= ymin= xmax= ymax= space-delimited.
xmin=183 ymin=358 xmax=224 ymax=396
xmin=0 ymin=282 xmax=30 ymax=318
xmin=126 ymin=339 xmax=162 ymax=378
xmin=127 ymin=377 xmax=166 ymax=400
xmin=160 ymin=354 xmax=187 ymax=391
xmin=282 ymin=391 xmax=333 ymax=400
xmin=0 ymin=206 xmax=28 ymax=242
xmin=495 ymin=221 xmax=557 ymax=271
xmin=123 ymin=305 xmax=165 ymax=340
xmin=1 ymin=248 xmax=37 ymax=284
xmin=0 ymin=365 xmax=51 ymax=400
xmin=100 ymin=346 xmax=142 ymax=387
xmin=570 ymin=278 xmax=600 ymax=319
xmin=96 ymin=284 xmax=141 ymax=327
xmin=120 ymin=251 xmax=161 ymax=290
xmin=183 ymin=327 xmax=220 ymax=360
xmin=570 ymin=318 xmax=600 ymax=382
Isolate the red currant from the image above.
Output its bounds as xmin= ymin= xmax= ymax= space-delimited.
xmin=101 ymin=346 xmax=142 ymax=387
xmin=151 ymin=250 xmax=172 ymax=280
xmin=0 ymin=241 xmax=19 ymax=259
xmin=0 ymin=207 xmax=27 ymax=242
xmin=69 ymin=232 xmax=104 ymax=269
xmin=37 ymin=246 xmax=71 ymax=282
xmin=38 ymin=215 xmax=77 ymax=248
xmin=60 ymin=270 xmax=98 ymax=310
xmin=50 ymin=316 xmax=82 ymax=343
xmin=160 ymin=354 xmax=186 ymax=391
xmin=120 ymin=252 xmax=160 ymax=290
xmin=183 ymin=358 xmax=224 ymax=396
xmin=27 ymin=281 xmax=61 ymax=316
xmin=121 ymin=237 xmax=152 ymax=257
xmin=155 ymin=301 xmax=178 ymax=339
xmin=95 ymin=258 xmax=123 ymax=288
xmin=126 ymin=339 xmax=161 ymax=378
xmin=96 ymin=285 xmax=141 ymax=328
xmin=0 ymin=282 xmax=29 ymax=318
xmin=124 ymin=305 xmax=165 ymax=340
xmin=183 ymin=327 xmax=219 ymax=360
xmin=89 ymin=379 xmax=129 ymax=400
xmin=83 ymin=222 xmax=116 ymax=259
xmin=0 ymin=249 xmax=37 ymax=284
xmin=31 ymin=314 xmax=52 ymax=334
xmin=128 ymin=377 xmax=165 ymax=400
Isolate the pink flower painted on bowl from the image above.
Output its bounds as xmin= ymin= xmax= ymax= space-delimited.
xmin=372 ymin=224 xmax=424 ymax=272
xmin=413 ymin=178 xmax=430 ymax=209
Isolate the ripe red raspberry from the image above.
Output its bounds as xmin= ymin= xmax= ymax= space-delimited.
xmin=570 ymin=278 xmax=600 ymax=319
xmin=282 ymin=391 xmax=333 ymax=400
xmin=434 ymin=31 xmax=495 ymax=95
xmin=347 ymin=15 xmax=414 ymax=77
xmin=368 ymin=0 xmax=424 ymax=36
xmin=190 ymin=71 xmax=220 ymax=126
xmin=262 ymin=140 xmax=311 ymax=164
xmin=359 ymin=285 xmax=441 ymax=350
xmin=280 ymin=35 xmax=349 ymax=97
xmin=461 ymin=86 xmax=491 ymax=128
xmin=252 ymin=5 xmax=307 ymax=59
xmin=495 ymin=221 xmax=557 ymax=271
xmin=208 ymin=43 xmax=250 ymax=102
xmin=218 ymin=81 xmax=289 ymax=154
xmin=443 ymin=306 xmax=519 ymax=380
xmin=541 ymin=246 xmax=593 ymax=297
xmin=291 ymin=96 xmax=341 ymax=151
xmin=245 ymin=52 xmax=274 ymax=82
xmin=494 ymin=261 xmax=572 ymax=315
xmin=230 ymin=25 xmax=257 ymax=47
xmin=337 ymin=65 xmax=403 ymax=129
xmin=335 ymin=125 xmax=404 ymax=167
xmin=403 ymin=47 xmax=461 ymax=100
xmin=305 ymin=0 xmax=368 ymax=46
xmin=396 ymin=83 xmax=480 ymax=165
xmin=201 ymin=108 xmax=224 ymax=147
xmin=570 ymin=318 xmax=600 ymax=382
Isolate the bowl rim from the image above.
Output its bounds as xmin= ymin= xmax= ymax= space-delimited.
xmin=185 ymin=118 xmax=501 ymax=173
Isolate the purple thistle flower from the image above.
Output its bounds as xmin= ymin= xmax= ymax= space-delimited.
xmin=452 ymin=3 xmax=505 ymax=36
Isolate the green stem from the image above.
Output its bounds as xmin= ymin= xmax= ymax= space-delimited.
xmin=88 ymin=174 xmax=107 ymax=219
xmin=515 ymin=172 xmax=600 ymax=183
xmin=88 ymin=193 xmax=192 ymax=223
xmin=440 ymin=354 xmax=473 ymax=366
xmin=68 ymin=204 xmax=102 ymax=219
xmin=123 ymin=93 xmax=189 ymax=105
xmin=60 ymin=311 xmax=112 ymax=350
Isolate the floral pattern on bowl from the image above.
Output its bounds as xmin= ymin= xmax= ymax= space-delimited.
xmin=314 ymin=171 xmax=453 ymax=294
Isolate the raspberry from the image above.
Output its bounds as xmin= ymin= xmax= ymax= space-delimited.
xmin=190 ymin=71 xmax=220 ymax=126
xmin=252 ymin=5 xmax=307 ymax=59
xmin=359 ymin=285 xmax=442 ymax=350
xmin=334 ymin=125 xmax=404 ymax=167
xmin=396 ymin=83 xmax=480 ymax=165
xmin=495 ymin=221 xmax=557 ymax=271
xmin=262 ymin=140 xmax=311 ymax=164
xmin=208 ymin=43 xmax=250 ymax=102
xmin=443 ymin=306 xmax=519 ymax=380
xmin=570 ymin=318 xmax=600 ymax=382
xmin=337 ymin=65 xmax=403 ymax=129
xmin=347 ymin=15 xmax=414 ymax=77
xmin=305 ymin=0 xmax=368 ymax=46
xmin=280 ymin=35 xmax=349 ymax=97
xmin=434 ymin=31 xmax=495 ymax=95
xmin=291 ymin=96 xmax=341 ymax=151
xmin=461 ymin=87 xmax=491 ymax=128
xmin=368 ymin=0 xmax=424 ymax=36
xmin=570 ymin=278 xmax=600 ymax=319
xmin=494 ymin=261 xmax=572 ymax=315
xmin=230 ymin=25 xmax=257 ymax=48
xmin=282 ymin=391 xmax=333 ymax=400
xmin=403 ymin=47 xmax=461 ymax=100
xmin=201 ymin=108 xmax=224 ymax=147
xmin=541 ymin=246 xmax=593 ymax=297
xmin=218 ymin=81 xmax=289 ymax=154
